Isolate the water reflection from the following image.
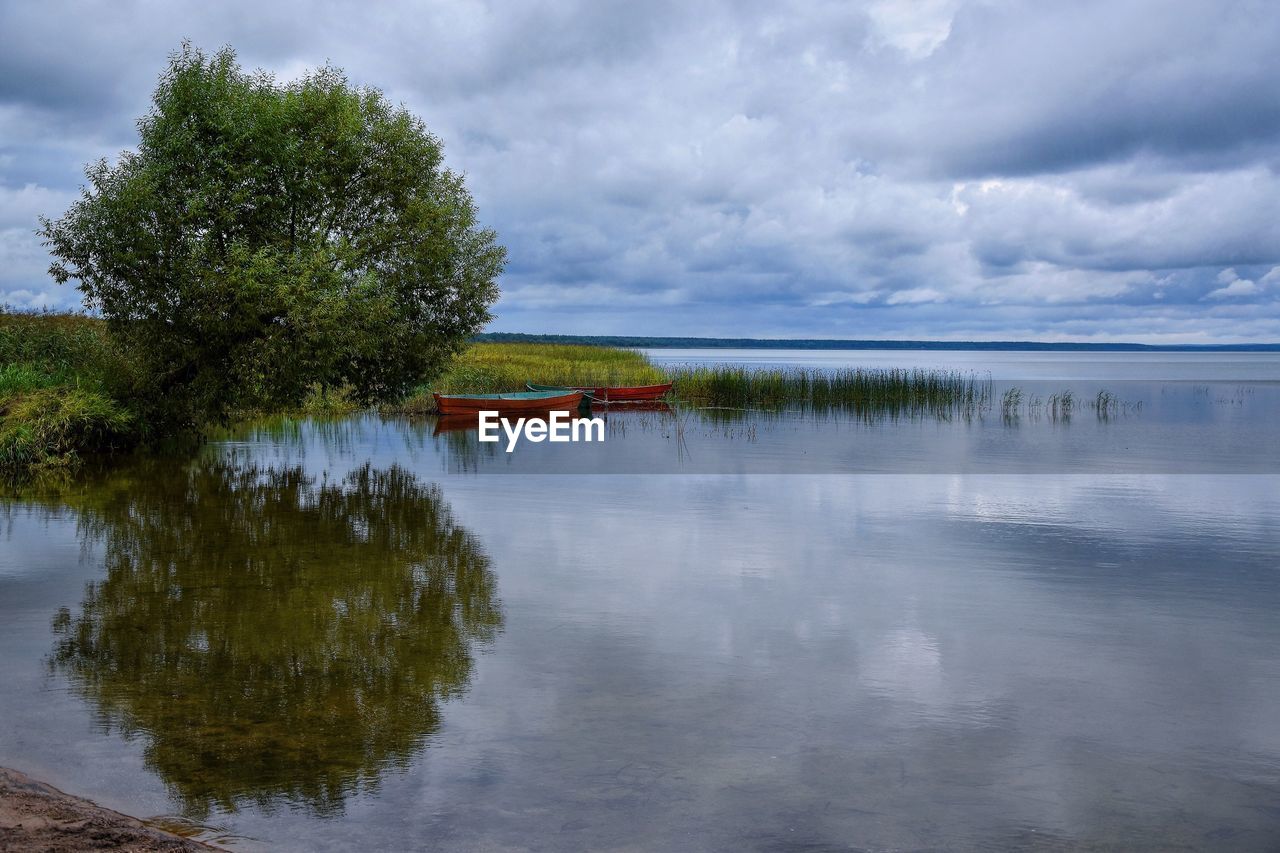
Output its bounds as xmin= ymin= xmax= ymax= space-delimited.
xmin=47 ymin=458 xmax=501 ymax=818
xmin=410 ymin=380 xmax=1280 ymax=475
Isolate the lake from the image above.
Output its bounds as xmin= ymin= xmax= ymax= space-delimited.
xmin=2 ymin=351 xmax=1279 ymax=850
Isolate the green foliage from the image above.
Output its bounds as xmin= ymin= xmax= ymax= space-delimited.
xmin=1047 ymin=390 xmax=1075 ymax=420
xmin=296 ymin=383 xmax=362 ymax=416
xmin=0 ymin=363 xmax=64 ymax=396
xmin=0 ymin=311 xmax=143 ymax=473
xmin=0 ymin=384 xmax=135 ymax=469
xmin=40 ymin=43 xmax=504 ymax=427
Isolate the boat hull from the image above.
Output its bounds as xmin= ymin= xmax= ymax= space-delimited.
xmin=433 ymin=391 xmax=585 ymax=415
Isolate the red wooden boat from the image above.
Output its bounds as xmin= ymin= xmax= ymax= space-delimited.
xmin=433 ymin=390 xmax=584 ymax=415
xmin=526 ymin=381 xmax=673 ymax=402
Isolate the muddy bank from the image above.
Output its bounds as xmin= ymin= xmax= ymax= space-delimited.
xmin=0 ymin=767 xmax=217 ymax=852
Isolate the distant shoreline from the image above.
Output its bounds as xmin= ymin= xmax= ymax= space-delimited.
xmin=475 ymin=333 xmax=1280 ymax=352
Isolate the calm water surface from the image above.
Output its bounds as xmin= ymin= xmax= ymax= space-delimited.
xmin=2 ymin=351 xmax=1279 ymax=851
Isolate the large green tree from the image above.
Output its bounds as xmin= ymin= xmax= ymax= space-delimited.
xmin=41 ymin=44 xmax=504 ymax=425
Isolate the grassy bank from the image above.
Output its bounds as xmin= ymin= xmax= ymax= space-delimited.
xmin=0 ymin=312 xmax=139 ymax=472
xmin=387 ymin=343 xmax=666 ymax=413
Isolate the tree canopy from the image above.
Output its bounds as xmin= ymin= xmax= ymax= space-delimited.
xmin=41 ymin=44 xmax=505 ymax=425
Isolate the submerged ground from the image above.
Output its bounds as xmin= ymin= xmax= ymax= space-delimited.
xmin=0 ymin=766 xmax=214 ymax=851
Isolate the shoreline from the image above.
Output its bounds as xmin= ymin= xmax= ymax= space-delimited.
xmin=473 ymin=332 xmax=1280 ymax=352
xmin=0 ymin=766 xmax=218 ymax=851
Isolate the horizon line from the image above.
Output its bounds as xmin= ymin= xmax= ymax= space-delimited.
xmin=476 ymin=333 xmax=1280 ymax=352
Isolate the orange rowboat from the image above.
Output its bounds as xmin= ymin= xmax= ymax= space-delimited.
xmin=432 ymin=390 xmax=584 ymax=415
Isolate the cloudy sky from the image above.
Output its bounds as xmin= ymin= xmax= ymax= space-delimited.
xmin=3 ymin=0 xmax=1280 ymax=342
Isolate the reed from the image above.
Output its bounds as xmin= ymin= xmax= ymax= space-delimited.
xmin=1088 ymin=389 xmax=1142 ymax=419
xmin=667 ymin=365 xmax=991 ymax=418
xmin=1001 ymin=387 xmax=1024 ymax=420
xmin=1047 ymin=390 xmax=1075 ymax=420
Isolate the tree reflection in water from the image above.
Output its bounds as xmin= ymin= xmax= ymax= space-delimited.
xmin=49 ymin=459 xmax=501 ymax=817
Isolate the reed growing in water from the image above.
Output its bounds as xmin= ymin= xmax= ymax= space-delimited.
xmin=666 ymin=365 xmax=992 ymax=418
xmin=1000 ymin=387 xmax=1024 ymax=420
xmin=995 ymin=386 xmax=1137 ymax=422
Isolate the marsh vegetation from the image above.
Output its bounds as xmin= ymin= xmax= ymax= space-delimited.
xmin=391 ymin=342 xmax=994 ymax=417
xmin=4 ymin=316 xmax=1147 ymax=476
xmin=996 ymin=386 xmax=1139 ymax=421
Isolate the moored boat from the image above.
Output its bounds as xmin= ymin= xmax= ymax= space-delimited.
xmin=433 ymin=390 xmax=584 ymax=415
xmin=526 ymin=381 xmax=673 ymax=402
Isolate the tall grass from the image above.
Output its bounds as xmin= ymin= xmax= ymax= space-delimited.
xmin=998 ymin=386 xmax=1137 ymax=422
xmin=440 ymin=342 xmax=665 ymax=391
xmin=667 ymin=365 xmax=991 ymax=418
xmin=0 ymin=387 xmax=135 ymax=468
xmin=1 ymin=311 xmax=140 ymax=473
xmin=387 ymin=343 xmax=665 ymax=413
xmin=0 ymin=363 xmax=68 ymax=396
xmin=0 ymin=310 xmax=122 ymax=380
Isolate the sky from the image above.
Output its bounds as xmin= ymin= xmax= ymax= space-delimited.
xmin=2 ymin=0 xmax=1280 ymax=342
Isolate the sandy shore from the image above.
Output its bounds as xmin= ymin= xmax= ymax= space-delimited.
xmin=0 ymin=767 xmax=218 ymax=852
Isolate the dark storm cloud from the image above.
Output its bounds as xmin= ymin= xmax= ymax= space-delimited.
xmin=2 ymin=0 xmax=1278 ymax=339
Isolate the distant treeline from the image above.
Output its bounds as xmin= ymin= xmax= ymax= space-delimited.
xmin=474 ymin=333 xmax=1280 ymax=352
